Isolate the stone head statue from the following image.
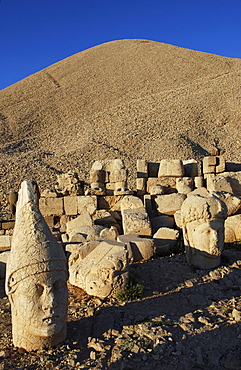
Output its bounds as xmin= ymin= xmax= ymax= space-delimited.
xmin=181 ymin=193 xmax=228 ymax=269
xmin=6 ymin=180 xmax=68 ymax=351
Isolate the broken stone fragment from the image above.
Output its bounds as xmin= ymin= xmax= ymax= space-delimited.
xmin=149 ymin=185 xmax=165 ymax=195
xmin=224 ymin=214 xmax=241 ymax=243
xmin=66 ymin=212 xmax=93 ymax=234
xmin=147 ymin=177 xmax=177 ymax=194
xmin=68 ymin=240 xmax=129 ymax=298
xmin=154 ymin=193 xmax=186 ymax=216
xmin=176 ymin=177 xmax=193 ymax=194
xmin=67 ymin=225 xmax=104 ymax=242
xmin=100 ymin=226 xmax=119 ymax=240
xmin=151 ymin=215 xmax=174 ymax=233
xmin=153 ymin=227 xmax=179 ymax=256
xmin=117 ymin=235 xmax=155 ymax=262
xmin=211 ymin=191 xmax=241 ymax=216
xmin=6 ymin=179 xmax=68 ymax=351
xmin=55 ymin=171 xmax=84 ymax=196
xmin=122 ymin=208 xmax=152 ymax=236
xmin=158 ymin=159 xmax=184 ymax=177
xmin=39 ymin=197 xmax=64 ymax=216
xmin=120 ymin=195 xmax=144 ymax=211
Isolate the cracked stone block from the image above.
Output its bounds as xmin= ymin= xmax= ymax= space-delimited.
xmin=158 ymin=159 xmax=184 ymax=177
xmin=122 ymin=208 xmax=152 ymax=236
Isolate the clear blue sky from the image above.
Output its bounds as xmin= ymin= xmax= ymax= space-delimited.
xmin=1 ymin=0 xmax=241 ymax=90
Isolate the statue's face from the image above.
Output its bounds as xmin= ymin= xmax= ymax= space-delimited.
xmin=185 ymin=219 xmax=224 ymax=257
xmin=11 ymin=271 xmax=68 ymax=337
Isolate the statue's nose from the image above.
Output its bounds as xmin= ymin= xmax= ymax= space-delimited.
xmin=42 ymin=288 xmax=57 ymax=311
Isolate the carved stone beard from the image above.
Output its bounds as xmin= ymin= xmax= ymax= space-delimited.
xmin=9 ymin=270 xmax=68 ymax=351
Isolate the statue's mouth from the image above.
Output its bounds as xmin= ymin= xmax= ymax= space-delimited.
xmin=42 ymin=316 xmax=59 ymax=325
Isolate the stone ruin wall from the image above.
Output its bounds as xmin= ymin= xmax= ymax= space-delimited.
xmin=1 ymin=155 xmax=241 ymax=255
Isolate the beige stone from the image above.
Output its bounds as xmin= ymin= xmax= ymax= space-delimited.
xmin=69 ymin=240 xmax=129 ymax=298
xmin=93 ymin=210 xmax=118 ymax=227
xmin=176 ymin=177 xmax=193 ymax=194
xmin=224 ymin=214 xmax=241 ymax=243
xmin=115 ymin=181 xmax=127 ymax=190
xmin=68 ymin=225 xmax=104 ymax=242
xmin=174 ymin=210 xmax=182 ymax=228
xmin=211 ymin=191 xmax=241 ymax=216
xmin=77 ymin=195 xmax=97 ymax=215
xmin=100 ymin=226 xmax=119 ymax=240
xmin=158 ymin=159 xmax=184 ymax=177
xmin=6 ymin=180 xmax=68 ymax=351
xmin=55 ymin=171 xmax=84 ymax=196
xmin=203 ymin=156 xmax=216 ymax=174
xmin=64 ymin=196 xmax=78 ymax=215
xmin=137 ymin=159 xmax=148 ymax=178
xmin=89 ymin=169 xmax=106 ymax=183
xmin=216 ymin=156 xmax=226 ymax=173
xmin=147 ymin=177 xmax=177 ymax=194
xmin=206 ymin=175 xmax=233 ymax=193
xmin=66 ymin=240 xmax=101 ymax=265
xmin=109 ymin=169 xmax=127 ymax=183
xmin=97 ymin=196 xmax=124 ymax=211
xmin=194 ymin=176 xmax=204 ymax=188
xmin=150 ymin=185 xmax=165 ymax=195
xmin=122 ymin=208 xmax=152 ymax=236
xmin=183 ymin=159 xmax=199 ymax=177
xmin=181 ymin=193 xmax=228 ymax=269
xmin=136 ymin=178 xmax=147 ymax=195
xmin=41 ymin=189 xmax=58 ymax=198
xmin=44 ymin=216 xmax=55 ymax=228
xmin=114 ymin=188 xmax=133 ymax=196
xmin=153 ymin=227 xmax=179 ymax=256
xmin=105 ymin=182 xmax=116 ymax=195
xmin=120 ymin=195 xmax=144 ymax=211
xmin=0 ymin=250 xmax=9 ymax=278
xmin=66 ymin=212 xmax=92 ymax=234
xmin=117 ymin=235 xmax=155 ymax=262
xmin=0 ymin=235 xmax=11 ymax=251
xmin=39 ymin=197 xmax=64 ymax=216
xmin=154 ymin=193 xmax=186 ymax=216
xmin=151 ymin=215 xmax=174 ymax=233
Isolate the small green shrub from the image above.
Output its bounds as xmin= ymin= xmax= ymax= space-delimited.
xmin=116 ymin=282 xmax=144 ymax=302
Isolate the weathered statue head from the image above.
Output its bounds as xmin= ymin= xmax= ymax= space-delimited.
xmin=181 ymin=193 xmax=228 ymax=269
xmin=6 ymin=180 xmax=68 ymax=351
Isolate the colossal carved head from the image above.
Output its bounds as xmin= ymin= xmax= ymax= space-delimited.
xmin=6 ymin=180 xmax=68 ymax=351
xmin=181 ymin=193 xmax=228 ymax=269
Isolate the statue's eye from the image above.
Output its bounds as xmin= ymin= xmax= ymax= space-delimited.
xmin=36 ymin=284 xmax=44 ymax=296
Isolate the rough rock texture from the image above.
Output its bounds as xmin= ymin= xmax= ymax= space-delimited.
xmin=6 ymin=180 xmax=68 ymax=351
xmin=122 ymin=208 xmax=152 ymax=236
xmin=117 ymin=235 xmax=155 ymax=262
xmin=68 ymin=240 xmax=129 ymax=298
xmin=181 ymin=193 xmax=228 ymax=269
xmin=1 ymin=39 xmax=241 ymax=194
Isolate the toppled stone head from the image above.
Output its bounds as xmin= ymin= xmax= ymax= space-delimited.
xmin=181 ymin=193 xmax=228 ymax=269
xmin=6 ymin=180 xmax=68 ymax=351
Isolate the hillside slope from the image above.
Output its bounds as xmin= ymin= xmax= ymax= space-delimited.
xmin=1 ymin=39 xmax=241 ymax=192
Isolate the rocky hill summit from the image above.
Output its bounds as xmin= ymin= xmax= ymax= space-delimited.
xmin=1 ymin=39 xmax=241 ymax=193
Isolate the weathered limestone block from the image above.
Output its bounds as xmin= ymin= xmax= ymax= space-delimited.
xmin=44 ymin=216 xmax=55 ymax=228
xmin=211 ymin=191 xmax=241 ymax=216
xmin=153 ymin=227 xmax=179 ymax=256
xmin=105 ymin=182 xmax=116 ymax=196
xmin=41 ymin=189 xmax=58 ymax=198
xmin=1 ymin=220 xmax=15 ymax=230
xmin=150 ymin=185 xmax=165 ymax=195
xmin=39 ymin=197 xmax=64 ymax=216
xmin=183 ymin=159 xmax=199 ymax=177
xmin=66 ymin=240 xmax=101 ymax=265
xmin=78 ymin=195 xmax=97 ymax=216
xmin=93 ymin=210 xmax=118 ymax=227
xmin=203 ymin=156 xmax=217 ymax=174
xmin=120 ymin=195 xmax=144 ymax=211
xmin=68 ymin=225 xmax=104 ymax=242
xmin=100 ymin=226 xmax=119 ymax=240
xmin=194 ymin=176 xmax=204 ymax=189
xmin=181 ymin=193 xmax=228 ymax=269
xmin=154 ymin=193 xmax=186 ymax=216
xmin=122 ymin=208 xmax=152 ymax=236
xmin=6 ymin=180 xmax=68 ymax=351
xmin=89 ymin=169 xmax=106 ymax=183
xmin=136 ymin=178 xmax=147 ymax=196
xmin=97 ymin=196 xmax=124 ymax=211
xmin=69 ymin=240 xmax=129 ymax=298
xmin=224 ymin=214 xmax=241 ymax=243
xmin=176 ymin=177 xmax=193 ymax=194
xmin=114 ymin=188 xmax=133 ymax=196
xmin=109 ymin=169 xmax=127 ymax=183
xmin=0 ymin=235 xmax=12 ymax=251
xmin=203 ymin=156 xmax=225 ymax=175
xmin=206 ymin=175 xmax=233 ymax=193
xmin=174 ymin=210 xmax=182 ymax=229
xmin=117 ymin=235 xmax=155 ymax=262
xmin=55 ymin=171 xmax=84 ymax=196
xmin=147 ymin=177 xmax=177 ymax=194
xmin=64 ymin=196 xmax=78 ymax=215
xmin=66 ymin=212 xmax=92 ymax=234
xmin=0 ymin=250 xmax=9 ymax=278
xmin=151 ymin=215 xmax=174 ymax=233
xmin=137 ymin=159 xmax=148 ymax=178
xmin=158 ymin=159 xmax=184 ymax=178
xmin=222 ymin=171 xmax=241 ymax=195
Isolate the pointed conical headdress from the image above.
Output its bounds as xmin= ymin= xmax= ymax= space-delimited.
xmin=6 ymin=179 xmax=67 ymax=295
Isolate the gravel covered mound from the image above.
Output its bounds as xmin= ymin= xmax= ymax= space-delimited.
xmin=1 ymin=39 xmax=241 ymax=193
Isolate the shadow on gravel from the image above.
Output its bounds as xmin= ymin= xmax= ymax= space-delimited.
xmin=66 ymin=248 xmax=241 ymax=369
